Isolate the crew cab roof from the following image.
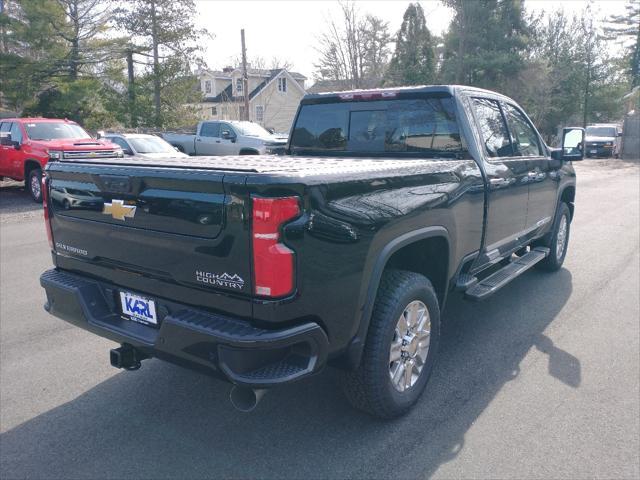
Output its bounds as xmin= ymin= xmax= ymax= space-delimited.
xmin=301 ymin=84 xmax=510 ymax=104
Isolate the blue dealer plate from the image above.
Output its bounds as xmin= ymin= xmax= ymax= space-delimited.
xmin=119 ymin=291 xmax=158 ymax=326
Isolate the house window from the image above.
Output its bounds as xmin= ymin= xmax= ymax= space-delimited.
xmin=278 ymin=77 xmax=287 ymax=93
xmin=255 ymin=105 xmax=264 ymax=123
xmin=211 ymin=106 xmax=217 ymax=116
xmin=204 ymin=80 xmax=212 ymax=94
xmin=236 ymin=78 xmax=243 ymax=94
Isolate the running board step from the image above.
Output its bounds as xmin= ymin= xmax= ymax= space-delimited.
xmin=465 ymin=247 xmax=550 ymax=301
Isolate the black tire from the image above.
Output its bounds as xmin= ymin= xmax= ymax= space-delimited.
xmin=341 ymin=270 xmax=440 ymax=419
xmin=28 ymin=168 xmax=42 ymax=203
xmin=535 ymin=202 xmax=571 ymax=272
xmin=239 ymin=149 xmax=259 ymax=155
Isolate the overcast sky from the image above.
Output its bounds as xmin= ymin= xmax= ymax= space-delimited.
xmin=194 ymin=0 xmax=629 ymax=82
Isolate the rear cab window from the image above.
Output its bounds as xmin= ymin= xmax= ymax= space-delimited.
xmin=290 ymin=94 xmax=468 ymax=158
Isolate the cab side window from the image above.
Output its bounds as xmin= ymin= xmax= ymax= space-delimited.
xmin=9 ymin=122 xmax=23 ymax=144
xmin=503 ymin=104 xmax=542 ymax=156
xmin=200 ymin=122 xmax=220 ymax=138
xmin=220 ymin=123 xmax=235 ymax=137
xmin=472 ymin=98 xmax=513 ymax=158
xmin=108 ymin=137 xmax=128 ymax=150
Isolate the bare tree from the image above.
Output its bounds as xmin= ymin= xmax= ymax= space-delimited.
xmin=314 ymin=1 xmax=390 ymax=88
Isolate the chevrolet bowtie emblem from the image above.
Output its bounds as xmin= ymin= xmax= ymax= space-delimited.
xmin=102 ymin=199 xmax=136 ymax=221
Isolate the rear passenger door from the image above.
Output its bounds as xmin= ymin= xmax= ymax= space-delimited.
xmin=502 ymin=102 xmax=557 ymax=231
xmin=195 ymin=122 xmax=221 ymax=155
xmin=471 ymin=97 xmax=529 ymax=257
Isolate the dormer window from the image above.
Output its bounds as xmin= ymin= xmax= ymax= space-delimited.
xmin=236 ymin=78 xmax=243 ymax=94
xmin=278 ymin=77 xmax=287 ymax=93
xmin=204 ymin=80 xmax=211 ymax=94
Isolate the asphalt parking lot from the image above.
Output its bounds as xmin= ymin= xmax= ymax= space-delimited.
xmin=1 ymin=159 xmax=639 ymax=479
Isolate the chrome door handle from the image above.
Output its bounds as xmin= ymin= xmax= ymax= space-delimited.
xmin=489 ymin=178 xmax=514 ymax=188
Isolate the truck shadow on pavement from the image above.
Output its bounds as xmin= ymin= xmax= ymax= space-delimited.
xmin=0 ymin=269 xmax=575 ymax=479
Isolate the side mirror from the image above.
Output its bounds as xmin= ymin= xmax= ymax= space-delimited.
xmin=0 ymin=133 xmax=12 ymax=146
xmin=221 ymin=130 xmax=236 ymax=143
xmin=618 ymin=131 xmax=623 ymax=137
xmin=561 ymin=127 xmax=585 ymax=161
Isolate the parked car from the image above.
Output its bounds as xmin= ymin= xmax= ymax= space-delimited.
xmin=585 ymin=123 xmax=622 ymax=158
xmin=162 ymin=121 xmax=287 ymax=156
xmin=0 ymin=118 xmax=122 ymax=202
xmin=40 ymin=85 xmax=582 ymax=418
xmin=102 ymin=133 xmax=189 ymax=159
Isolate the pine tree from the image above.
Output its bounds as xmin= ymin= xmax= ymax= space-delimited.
xmin=385 ymin=3 xmax=435 ymax=86
xmin=440 ymin=0 xmax=528 ymax=88
xmin=115 ymin=0 xmax=209 ymax=127
xmin=604 ymin=0 xmax=640 ymax=87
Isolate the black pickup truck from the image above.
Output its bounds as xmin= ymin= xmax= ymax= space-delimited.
xmin=39 ymin=86 xmax=584 ymax=418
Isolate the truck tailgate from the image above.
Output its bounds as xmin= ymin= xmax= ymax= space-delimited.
xmin=46 ymin=162 xmax=252 ymax=302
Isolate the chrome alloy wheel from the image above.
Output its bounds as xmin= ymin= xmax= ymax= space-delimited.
xmin=556 ymin=214 xmax=568 ymax=260
xmin=389 ymin=300 xmax=431 ymax=392
xmin=30 ymin=173 xmax=41 ymax=199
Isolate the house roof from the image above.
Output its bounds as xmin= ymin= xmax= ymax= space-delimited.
xmin=202 ymin=69 xmax=305 ymax=103
xmin=202 ymin=67 xmax=306 ymax=81
xmin=205 ymin=83 xmax=233 ymax=103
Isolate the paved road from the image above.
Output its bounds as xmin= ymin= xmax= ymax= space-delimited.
xmin=1 ymin=161 xmax=639 ymax=479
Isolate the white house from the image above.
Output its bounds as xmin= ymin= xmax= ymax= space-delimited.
xmin=195 ymin=66 xmax=307 ymax=133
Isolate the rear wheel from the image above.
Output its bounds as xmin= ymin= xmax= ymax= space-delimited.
xmin=342 ymin=270 xmax=440 ymax=418
xmin=28 ymin=168 xmax=42 ymax=203
xmin=535 ymin=202 xmax=571 ymax=271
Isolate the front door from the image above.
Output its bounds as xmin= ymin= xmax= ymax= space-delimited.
xmin=470 ymin=97 xmax=530 ymax=259
xmin=0 ymin=122 xmax=22 ymax=178
xmin=218 ymin=123 xmax=239 ymax=155
xmin=502 ymin=102 xmax=558 ymax=231
xmin=195 ymin=121 xmax=222 ymax=155
xmin=0 ymin=122 xmax=13 ymax=176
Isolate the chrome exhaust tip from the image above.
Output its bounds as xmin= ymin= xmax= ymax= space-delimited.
xmin=229 ymin=386 xmax=267 ymax=412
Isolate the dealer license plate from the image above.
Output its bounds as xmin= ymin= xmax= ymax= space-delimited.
xmin=119 ymin=291 xmax=158 ymax=326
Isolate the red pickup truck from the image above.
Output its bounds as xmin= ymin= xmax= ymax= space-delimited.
xmin=0 ymin=118 xmax=122 ymax=201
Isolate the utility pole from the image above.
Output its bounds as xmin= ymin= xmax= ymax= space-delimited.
xmin=241 ymin=29 xmax=250 ymax=121
xmin=126 ymin=47 xmax=137 ymax=127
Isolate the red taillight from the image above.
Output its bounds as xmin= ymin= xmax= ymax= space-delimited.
xmin=42 ymin=175 xmax=54 ymax=250
xmin=252 ymin=196 xmax=300 ymax=297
